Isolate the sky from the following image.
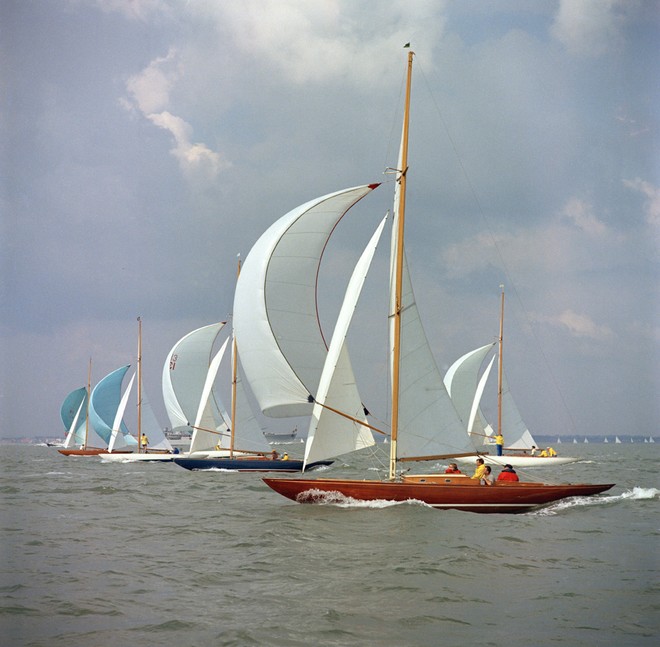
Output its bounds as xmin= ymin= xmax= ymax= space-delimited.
xmin=1 ymin=0 xmax=658 ymax=442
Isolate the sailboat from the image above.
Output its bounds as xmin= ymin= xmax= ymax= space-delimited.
xmin=257 ymin=50 xmax=613 ymax=512
xmin=101 ymin=318 xmax=175 ymax=463
xmin=444 ymin=289 xmax=578 ymax=468
xmin=615 ymin=436 xmax=622 ymax=443
xmin=58 ymin=360 xmax=134 ymax=456
xmin=174 ymin=262 xmax=333 ymax=472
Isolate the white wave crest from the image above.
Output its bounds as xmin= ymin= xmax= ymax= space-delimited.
xmin=533 ymin=486 xmax=659 ymax=516
xmin=295 ymin=489 xmax=429 ymax=509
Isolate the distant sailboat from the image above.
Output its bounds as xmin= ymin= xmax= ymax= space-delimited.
xmin=101 ymin=317 xmax=175 ymax=463
xmin=58 ymin=361 xmax=134 ymax=456
xmin=604 ymin=437 xmax=609 ymax=443
xmin=615 ymin=436 xmax=622 ymax=443
xmin=444 ymin=289 xmax=578 ymax=468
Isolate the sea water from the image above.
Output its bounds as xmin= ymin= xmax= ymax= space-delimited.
xmin=1 ymin=443 xmax=658 ymax=647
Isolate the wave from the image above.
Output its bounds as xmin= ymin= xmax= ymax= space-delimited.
xmin=533 ymin=486 xmax=659 ymax=515
xmin=295 ymin=488 xmax=432 ymax=509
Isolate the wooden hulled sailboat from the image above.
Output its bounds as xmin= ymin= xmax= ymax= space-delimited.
xmin=174 ymin=262 xmax=333 ymax=472
xmin=100 ymin=317 xmax=175 ymax=462
xmin=257 ymin=50 xmax=613 ymax=512
xmin=58 ymin=360 xmax=134 ymax=456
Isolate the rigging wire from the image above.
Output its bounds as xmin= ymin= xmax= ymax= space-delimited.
xmin=415 ymin=59 xmax=579 ymax=438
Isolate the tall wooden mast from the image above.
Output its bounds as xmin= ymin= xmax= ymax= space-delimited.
xmin=84 ymin=357 xmax=92 ymax=449
xmin=497 ymin=286 xmax=504 ymax=440
xmin=229 ymin=259 xmax=241 ymax=458
xmin=137 ymin=316 xmax=143 ymax=452
xmin=389 ymin=49 xmax=414 ymax=480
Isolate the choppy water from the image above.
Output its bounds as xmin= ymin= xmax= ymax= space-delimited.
xmin=1 ymin=443 xmax=658 ymax=646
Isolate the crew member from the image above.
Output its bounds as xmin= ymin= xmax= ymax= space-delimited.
xmin=497 ymin=464 xmax=519 ymax=482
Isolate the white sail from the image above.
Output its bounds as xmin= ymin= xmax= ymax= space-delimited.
xmin=139 ymin=390 xmax=173 ymax=451
xmin=63 ymin=397 xmax=85 ymax=449
xmin=108 ymin=373 xmax=136 ymax=452
xmin=162 ymin=322 xmax=226 ymax=433
xmin=469 ymin=355 xmax=496 ymax=439
xmin=444 ymin=343 xmax=496 ymax=437
xmin=303 ymin=217 xmax=386 ymax=466
xmin=190 ymin=337 xmax=230 ymax=454
xmin=234 ymin=184 xmax=379 ymax=419
xmin=232 ymin=348 xmax=271 ymax=454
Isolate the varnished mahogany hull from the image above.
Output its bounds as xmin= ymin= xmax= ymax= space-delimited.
xmin=262 ymin=477 xmax=615 ymax=514
xmin=57 ymin=448 xmax=131 ymax=456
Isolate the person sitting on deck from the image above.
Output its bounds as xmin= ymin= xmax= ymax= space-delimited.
xmin=530 ymin=446 xmax=538 ymax=455
xmin=444 ymin=463 xmax=461 ymax=474
xmin=471 ymin=457 xmax=487 ymax=480
xmin=271 ymin=450 xmax=279 ymax=460
xmin=282 ymin=452 xmax=289 ymax=461
xmin=547 ymin=447 xmax=557 ymax=457
xmin=539 ymin=448 xmax=549 ymax=457
xmin=497 ymin=464 xmax=519 ymax=482
xmin=480 ymin=465 xmax=495 ymax=486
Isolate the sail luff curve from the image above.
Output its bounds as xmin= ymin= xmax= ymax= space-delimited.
xmin=234 ymin=184 xmax=379 ymax=418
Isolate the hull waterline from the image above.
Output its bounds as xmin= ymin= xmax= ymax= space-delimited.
xmin=262 ymin=477 xmax=615 ymax=514
xmin=173 ymin=457 xmax=333 ymax=472
xmin=100 ymin=452 xmax=175 ymax=462
xmin=57 ymin=448 xmax=131 ymax=456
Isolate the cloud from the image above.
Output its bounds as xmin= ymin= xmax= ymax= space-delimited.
xmin=203 ymin=0 xmax=446 ymax=86
xmin=122 ymin=48 xmax=228 ymax=183
xmin=441 ymin=196 xmax=614 ymax=281
xmin=559 ymin=198 xmax=609 ymax=236
xmin=147 ymin=111 xmax=226 ymax=183
xmin=623 ymin=178 xmax=660 ymax=227
xmin=551 ymin=0 xmax=628 ymax=57
xmin=533 ymin=309 xmax=614 ymax=341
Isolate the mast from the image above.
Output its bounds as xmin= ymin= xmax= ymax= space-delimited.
xmin=229 ymin=258 xmax=241 ymax=458
xmin=389 ymin=49 xmax=414 ymax=480
xmin=497 ymin=286 xmax=504 ymax=440
xmin=84 ymin=357 xmax=92 ymax=449
xmin=137 ymin=316 xmax=143 ymax=452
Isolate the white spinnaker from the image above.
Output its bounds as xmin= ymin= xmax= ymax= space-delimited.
xmin=108 ymin=373 xmax=135 ymax=453
xmin=234 ymin=184 xmax=379 ymax=418
xmin=444 ymin=343 xmax=496 ymax=434
xmin=162 ymin=322 xmax=225 ymax=432
xmin=469 ymin=355 xmax=496 ymax=437
xmin=304 ymin=216 xmax=387 ymax=466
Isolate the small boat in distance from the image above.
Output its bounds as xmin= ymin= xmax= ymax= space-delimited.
xmin=58 ymin=360 xmax=134 ymax=456
xmin=100 ymin=317 xmax=176 ymax=463
xmin=259 ymin=50 xmax=613 ymax=512
xmin=444 ymin=290 xmax=578 ymax=469
xmin=264 ymin=427 xmax=298 ymax=442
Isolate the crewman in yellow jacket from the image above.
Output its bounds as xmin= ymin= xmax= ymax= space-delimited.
xmin=471 ymin=458 xmax=487 ymax=480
